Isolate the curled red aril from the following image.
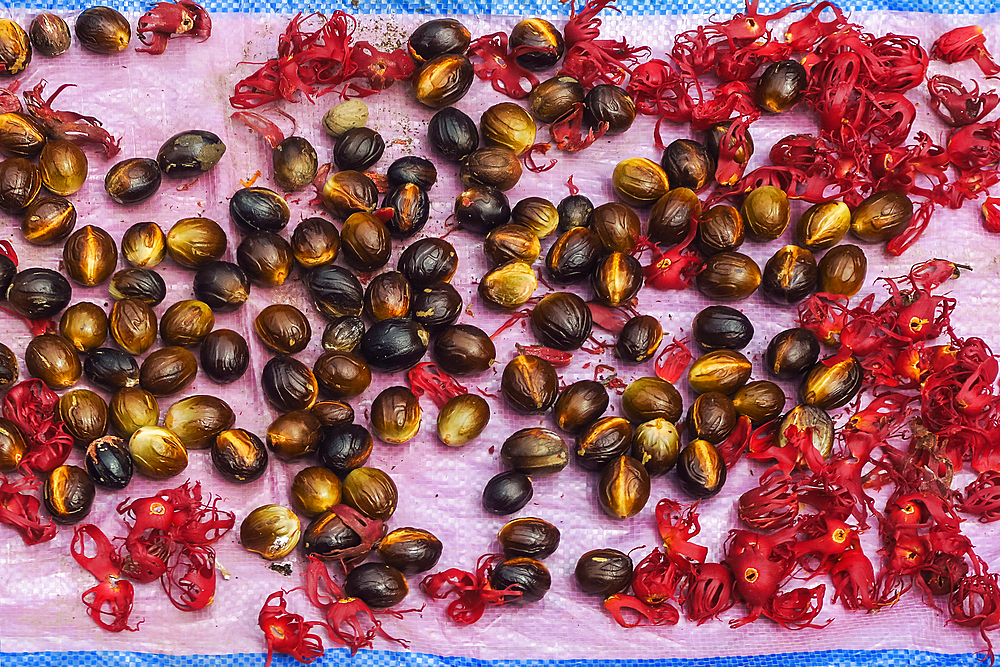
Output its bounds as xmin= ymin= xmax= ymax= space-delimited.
xmin=523 ymin=143 xmax=557 ymax=173
xmin=928 ymin=75 xmax=999 ymax=127
xmin=830 ymin=547 xmax=877 ymax=611
xmin=655 ymin=499 xmax=708 ymax=566
xmin=407 ymin=363 xmax=468 ymax=409
xmin=259 ymin=591 xmax=326 ymax=667
xmin=23 ymin=81 xmax=122 ymax=158
xmin=931 ymin=26 xmax=1000 ymax=76
xmin=421 ymin=553 xmax=522 ymax=625
xmin=550 ymin=103 xmax=609 ymax=152
xmin=467 ymin=32 xmax=539 ymax=100
xmin=686 ymin=562 xmax=734 ymax=624
xmin=738 ymin=475 xmax=798 ymax=531
xmin=71 ymin=524 xmax=139 ymax=632
xmin=949 ymin=573 xmax=1000 ymax=663
xmin=604 ymin=594 xmax=679 ymax=628
xmin=632 ymin=548 xmax=690 ymax=605
xmin=515 ymin=344 xmax=573 ymax=367
xmin=136 ymin=1 xmax=212 ymax=55
xmin=2 ymin=379 xmax=73 ymax=475
xmin=961 ymin=471 xmax=1000 ymax=522
xmin=654 ymin=337 xmax=692 ymax=384
xmin=983 ymin=198 xmax=1000 ymax=233
xmin=0 ymin=473 xmax=57 ymax=545
xmin=765 ymin=585 xmax=831 ymax=630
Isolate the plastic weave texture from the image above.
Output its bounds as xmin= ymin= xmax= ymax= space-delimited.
xmin=0 ymin=4 xmax=999 ymax=667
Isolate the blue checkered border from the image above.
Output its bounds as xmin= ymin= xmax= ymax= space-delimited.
xmin=3 ymin=0 xmax=999 ymax=15
xmin=0 ymin=648 xmax=987 ymax=667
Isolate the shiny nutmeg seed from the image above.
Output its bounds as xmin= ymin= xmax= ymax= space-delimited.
xmin=818 ymin=244 xmax=867 ymax=297
xmin=413 ymin=54 xmax=474 ymax=108
xmin=105 ymin=158 xmax=161 ymax=205
xmin=482 ymin=471 xmax=533 ymax=515
xmin=693 ymin=305 xmax=754 ymax=351
xmin=63 ymin=225 xmax=117 ymax=287
xmin=765 ymin=328 xmax=821 ymax=379
xmin=377 ymin=528 xmax=442 ymax=575
xmin=797 ymin=201 xmax=851 ymax=251
xmin=676 ymin=439 xmax=726 ymax=498
xmin=344 ymin=563 xmax=408 ymax=609
xmin=59 ymin=304 xmax=109 ymax=356
xmin=129 ymin=426 xmax=187 ymax=479
xmin=576 ymin=549 xmax=633 ymax=596
xmin=75 ymin=7 xmax=130 ymax=53
xmin=621 ymin=376 xmax=683 ymax=424
xmin=687 ymin=349 xmax=752 ymax=395
xmin=22 ymin=196 xmax=77 ymax=247
xmin=598 ymin=455 xmax=650 ymax=519
xmin=291 ymin=466 xmax=342 ymax=518
xmin=369 ymin=386 xmax=421 ymax=445
xmin=696 ymin=252 xmax=761 ymax=302
xmin=213 ymin=428 xmax=269 ymax=484
xmin=241 ymin=505 xmax=301 ymax=560
xmin=44 ymin=465 xmax=95 ymax=524
xmin=501 ymin=427 xmax=569 ymax=474
xmin=801 ymin=355 xmax=863 ymax=410
xmin=437 ymin=393 xmax=490 ymax=447
xmin=502 ymin=354 xmax=558 ymax=414
xmin=498 ymin=517 xmax=560 ymax=559
xmin=30 ymin=13 xmax=71 ymax=57
xmin=851 ymin=190 xmax=913 ymax=243
xmin=342 ymin=467 xmax=398 ymax=521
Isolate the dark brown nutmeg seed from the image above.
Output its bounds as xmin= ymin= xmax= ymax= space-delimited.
xmin=501 ymin=354 xmax=558 ymax=414
xmin=598 ymin=455 xmax=650 ymax=519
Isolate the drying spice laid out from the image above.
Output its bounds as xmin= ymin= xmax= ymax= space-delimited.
xmin=2 ymin=0 xmax=1000 ymax=664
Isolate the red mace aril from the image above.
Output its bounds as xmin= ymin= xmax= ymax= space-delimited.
xmin=71 ymin=524 xmax=139 ymax=632
xmin=549 ymin=102 xmax=609 ymax=152
xmin=715 ymin=415 xmax=752 ymax=470
xmin=230 ymin=12 xmax=412 ymax=108
xmin=928 ymin=76 xmax=1000 ymax=127
xmin=653 ymin=336 xmax=692 ymax=383
xmin=982 ymin=197 xmax=1000 ymax=233
xmin=2 ymin=380 xmax=73 ymax=475
xmin=162 ymin=544 xmax=217 ymax=611
xmin=627 ymin=59 xmax=694 ymax=125
xmin=604 ymin=593 xmax=679 ymax=628
xmin=22 ymin=81 xmax=122 ymax=158
xmin=523 ymin=142 xmax=557 ymax=173
xmin=0 ymin=473 xmax=57 ymax=545
xmin=686 ymin=563 xmax=734 ymax=624
xmin=304 ymin=556 xmax=411 ymax=654
xmin=631 ymin=548 xmax=689 ymax=605
xmin=0 ymin=80 xmax=21 ymax=113
xmin=230 ymin=108 xmax=296 ymax=148
xmin=792 ymin=515 xmax=855 ymax=576
xmin=948 ymin=573 xmax=1000 ymax=662
xmin=724 ymin=529 xmax=795 ymax=627
xmin=515 ymin=343 xmax=574 ymax=367
xmin=558 ymin=0 xmax=650 ymax=89
xmin=655 ymin=499 xmax=708 ymax=567
xmin=639 ymin=219 xmax=703 ymax=291
xmin=587 ymin=300 xmax=639 ymax=334
xmin=947 ymin=120 xmax=1000 ymax=172
xmin=738 ymin=475 xmax=799 ymax=531
xmin=421 ymin=553 xmax=522 ymax=625
xmin=408 ymin=363 xmax=468 ymax=409
xmin=258 ymin=591 xmax=326 ymax=667
xmin=961 ymin=471 xmax=1000 ymax=522
xmin=136 ymin=1 xmax=212 ymax=55
xmin=467 ymin=32 xmax=539 ymax=99
xmin=931 ymin=26 xmax=1000 ymax=76
xmin=829 ymin=547 xmax=877 ymax=611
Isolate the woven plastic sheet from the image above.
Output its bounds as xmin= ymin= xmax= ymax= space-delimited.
xmin=0 ymin=6 xmax=999 ymax=667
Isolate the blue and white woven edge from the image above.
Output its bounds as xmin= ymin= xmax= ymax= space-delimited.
xmin=0 ymin=648 xmax=987 ymax=667
xmin=2 ymin=0 xmax=999 ymax=16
